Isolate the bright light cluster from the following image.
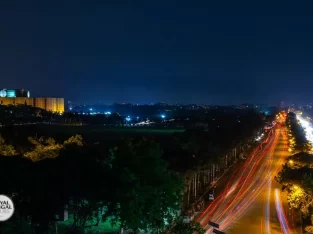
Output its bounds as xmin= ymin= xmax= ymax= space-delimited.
xmin=255 ymin=133 xmax=264 ymax=141
xmin=296 ymin=114 xmax=313 ymax=145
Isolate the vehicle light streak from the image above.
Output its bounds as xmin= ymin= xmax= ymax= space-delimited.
xmin=200 ymin=129 xmax=280 ymax=233
xmin=265 ymin=178 xmax=271 ymax=234
xmin=200 ymin=142 xmax=268 ymax=225
xmin=197 ymin=138 xmax=270 ymax=223
xmin=224 ymin=139 xmax=280 ymax=230
xmin=275 ymin=188 xmax=293 ymax=234
xmin=225 ymin=181 xmax=238 ymax=198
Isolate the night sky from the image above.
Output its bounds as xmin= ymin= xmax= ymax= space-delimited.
xmin=1 ymin=1 xmax=313 ymax=105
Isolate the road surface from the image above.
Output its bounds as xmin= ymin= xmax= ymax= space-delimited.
xmin=196 ymin=125 xmax=299 ymax=233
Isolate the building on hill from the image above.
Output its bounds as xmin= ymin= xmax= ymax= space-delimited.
xmin=0 ymin=88 xmax=64 ymax=113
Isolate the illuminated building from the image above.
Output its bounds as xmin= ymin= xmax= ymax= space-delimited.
xmin=0 ymin=88 xmax=64 ymax=113
xmin=0 ymin=89 xmax=30 ymax=98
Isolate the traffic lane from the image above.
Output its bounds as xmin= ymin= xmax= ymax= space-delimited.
xmin=198 ymin=150 xmax=260 ymax=223
xmin=200 ymin=130 xmax=275 ymax=207
xmin=199 ymin=130 xmax=276 ymax=225
xmin=270 ymin=128 xmax=299 ymax=233
xmin=197 ymin=129 xmax=278 ymax=229
xmin=224 ymin=128 xmax=293 ymax=234
xmin=195 ymin=147 xmax=259 ymax=220
xmin=208 ymin=142 xmax=276 ymax=232
xmin=204 ymin=162 xmax=271 ymax=232
xmin=201 ymin=129 xmax=275 ymax=205
xmin=202 ymin=159 xmax=245 ymax=204
xmin=202 ymin=129 xmax=279 ymax=231
xmin=218 ymin=130 xmax=282 ymax=231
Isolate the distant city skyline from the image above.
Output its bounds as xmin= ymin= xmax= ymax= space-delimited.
xmin=68 ymin=100 xmax=300 ymax=107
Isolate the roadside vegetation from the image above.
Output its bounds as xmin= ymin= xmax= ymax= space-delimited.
xmin=276 ymin=112 xmax=313 ymax=233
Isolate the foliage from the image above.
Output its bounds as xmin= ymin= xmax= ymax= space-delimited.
xmin=305 ymin=225 xmax=313 ymax=233
xmin=0 ymin=135 xmax=184 ymax=233
xmin=164 ymin=110 xmax=264 ymax=210
xmin=276 ymin=112 xmax=313 ymax=226
xmin=109 ymin=138 xmax=184 ymax=232
xmin=0 ymin=109 xmax=265 ymax=232
xmin=63 ymin=134 xmax=83 ymax=146
xmin=286 ymin=152 xmax=313 ymax=168
xmin=276 ymin=165 xmax=313 ymax=215
xmin=168 ymin=220 xmax=205 ymax=234
xmin=24 ymin=135 xmax=83 ymax=161
xmin=0 ymin=136 xmax=17 ymax=156
xmin=0 ymin=211 xmax=34 ymax=234
xmin=0 ymin=104 xmax=54 ymax=125
xmin=24 ymin=136 xmax=64 ymax=161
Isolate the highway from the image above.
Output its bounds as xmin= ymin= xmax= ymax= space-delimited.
xmin=196 ymin=124 xmax=299 ymax=233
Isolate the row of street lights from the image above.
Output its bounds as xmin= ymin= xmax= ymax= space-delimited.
xmin=125 ymin=114 xmax=166 ymax=123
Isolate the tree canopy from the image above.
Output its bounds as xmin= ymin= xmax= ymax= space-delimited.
xmin=276 ymin=112 xmax=313 ymax=231
xmin=276 ymin=165 xmax=313 ymax=215
xmin=286 ymin=152 xmax=313 ymax=169
xmin=162 ymin=219 xmax=205 ymax=234
xmin=0 ymin=135 xmax=184 ymax=234
xmin=109 ymin=138 xmax=183 ymax=232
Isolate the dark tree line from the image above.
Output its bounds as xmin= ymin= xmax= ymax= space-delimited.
xmin=0 ymin=136 xmax=186 ymax=234
xmin=163 ymin=110 xmax=265 ymax=213
xmin=0 ymin=104 xmax=55 ymax=125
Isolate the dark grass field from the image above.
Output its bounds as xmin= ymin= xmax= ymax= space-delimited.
xmin=0 ymin=124 xmax=184 ymax=147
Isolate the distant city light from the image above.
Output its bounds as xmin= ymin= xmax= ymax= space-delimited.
xmin=161 ymin=115 xmax=166 ymax=119
xmin=105 ymin=111 xmax=111 ymax=115
xmin=89 ymin=108 xmax=93 ymax=111
xmin=69 ymin=107 xmax=72 ymax=111
xmin=126 ymin=116 xmax=131 ymax=122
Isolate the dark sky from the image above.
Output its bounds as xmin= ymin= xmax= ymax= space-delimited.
xmin=1 ymin=1 xmax=313 ymax=105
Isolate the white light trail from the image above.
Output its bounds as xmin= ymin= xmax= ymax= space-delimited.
xmin=275 ymin=189 xmax=291 ymax=234
xmin=296 ymin=114 xmax=313 ymax=145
